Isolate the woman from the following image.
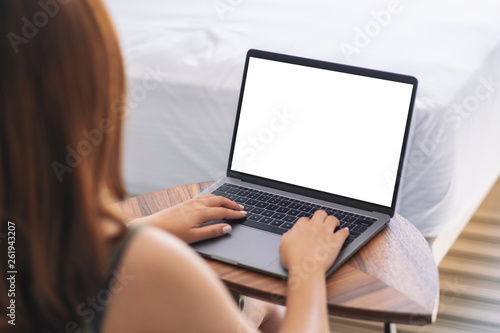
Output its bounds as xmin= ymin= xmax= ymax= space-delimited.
xmin=0 ymin=1 xmax=349 ymax=332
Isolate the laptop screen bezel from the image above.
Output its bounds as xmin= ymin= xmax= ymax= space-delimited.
xmin=226 ymin=49 xmax=418 ymax=216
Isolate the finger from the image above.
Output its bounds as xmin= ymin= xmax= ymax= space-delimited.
xmin=311 ymin=209 xmax=327 ymax=222
xmin=202 ymin=207 xmax=247 ymax=221
xmin=189 ymin=223 xmax=232 ymax=243
xmin=324 ymin=215 xmax=339 ymax=232
xmin=294 ymin=216 xmax=311 ymax=227
xmin=325 ymin=215 xmax=340 ymax=227
xmin=204 ymin=195 xmax=244 ymax=211
xmin=334 ymin=227 xmax=350 ymax=240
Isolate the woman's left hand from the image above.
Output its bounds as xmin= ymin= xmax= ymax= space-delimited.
xmin=130 ymin=194 xmax=247 ymax=244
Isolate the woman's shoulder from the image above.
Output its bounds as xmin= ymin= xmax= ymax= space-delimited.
xmin=122 ymin=226 xmax=200 ymax=269
xmin=99 ymin=228 xmax=193 ymax=332
xmin=100 ymin=227 xmax=242 ymax=333
xmin=106 ymin=225 xmax=214 ymax=299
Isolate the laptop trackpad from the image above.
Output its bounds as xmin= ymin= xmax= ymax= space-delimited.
xmin=192 ymin=224 xmax=281 ymax=270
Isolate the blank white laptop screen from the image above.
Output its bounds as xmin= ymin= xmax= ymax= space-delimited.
xmin=231 ymin=57 xmax=414 ymax=207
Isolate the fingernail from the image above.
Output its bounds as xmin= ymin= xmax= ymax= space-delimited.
xmin=222 ymin=225 xmax=232 ymax=234
xmin=238 ymin=204 xmax=244 ymax=209
xmin=344 ymin=227 xmax=349 ymax=232
xmin=240 ymin=211 xmax=247 ymax=215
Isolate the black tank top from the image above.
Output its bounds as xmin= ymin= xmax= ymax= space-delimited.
xmin=87 ymin=226 xmax=143 ymax=333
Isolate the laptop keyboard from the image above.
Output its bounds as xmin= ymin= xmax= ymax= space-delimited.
xmin=211 ymin=183 xmax=378 ymax=245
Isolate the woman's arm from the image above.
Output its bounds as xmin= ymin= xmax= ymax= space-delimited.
xmin=282 ymin=268 xmax=329 ymax=332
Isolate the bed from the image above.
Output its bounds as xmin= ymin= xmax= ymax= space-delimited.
xmin=104 ymin=0 xmax=500 ymax=253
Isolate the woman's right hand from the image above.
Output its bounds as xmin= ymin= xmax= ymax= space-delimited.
xmin=277 ymin=211 xmax=349 ymax=333
xmin=280 ymin=210 xmax=349 ymax=274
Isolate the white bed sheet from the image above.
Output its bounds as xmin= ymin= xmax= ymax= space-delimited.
xmin=105 ymin=0 xmax=500 ymax=237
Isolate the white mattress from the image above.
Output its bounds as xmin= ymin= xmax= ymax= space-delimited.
xmin=105 ymin=0 xmax=500 ymax=237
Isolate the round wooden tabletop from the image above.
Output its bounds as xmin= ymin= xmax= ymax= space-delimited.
xmin=113 ymin=181 xmax=439 ymax=325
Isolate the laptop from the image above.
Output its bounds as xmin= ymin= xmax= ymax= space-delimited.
xmin=191 ymin=49 xmax=417 ymax=279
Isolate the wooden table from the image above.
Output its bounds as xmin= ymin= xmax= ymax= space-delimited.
xmin=113 ymin=181 xmax=439 ymax=330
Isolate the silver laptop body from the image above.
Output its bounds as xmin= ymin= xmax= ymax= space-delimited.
xmin=191 ymin=49 xmax=418 ymax=279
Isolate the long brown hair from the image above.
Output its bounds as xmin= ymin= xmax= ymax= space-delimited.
xmin=0 ymin=0 xmax=127 ymax=331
